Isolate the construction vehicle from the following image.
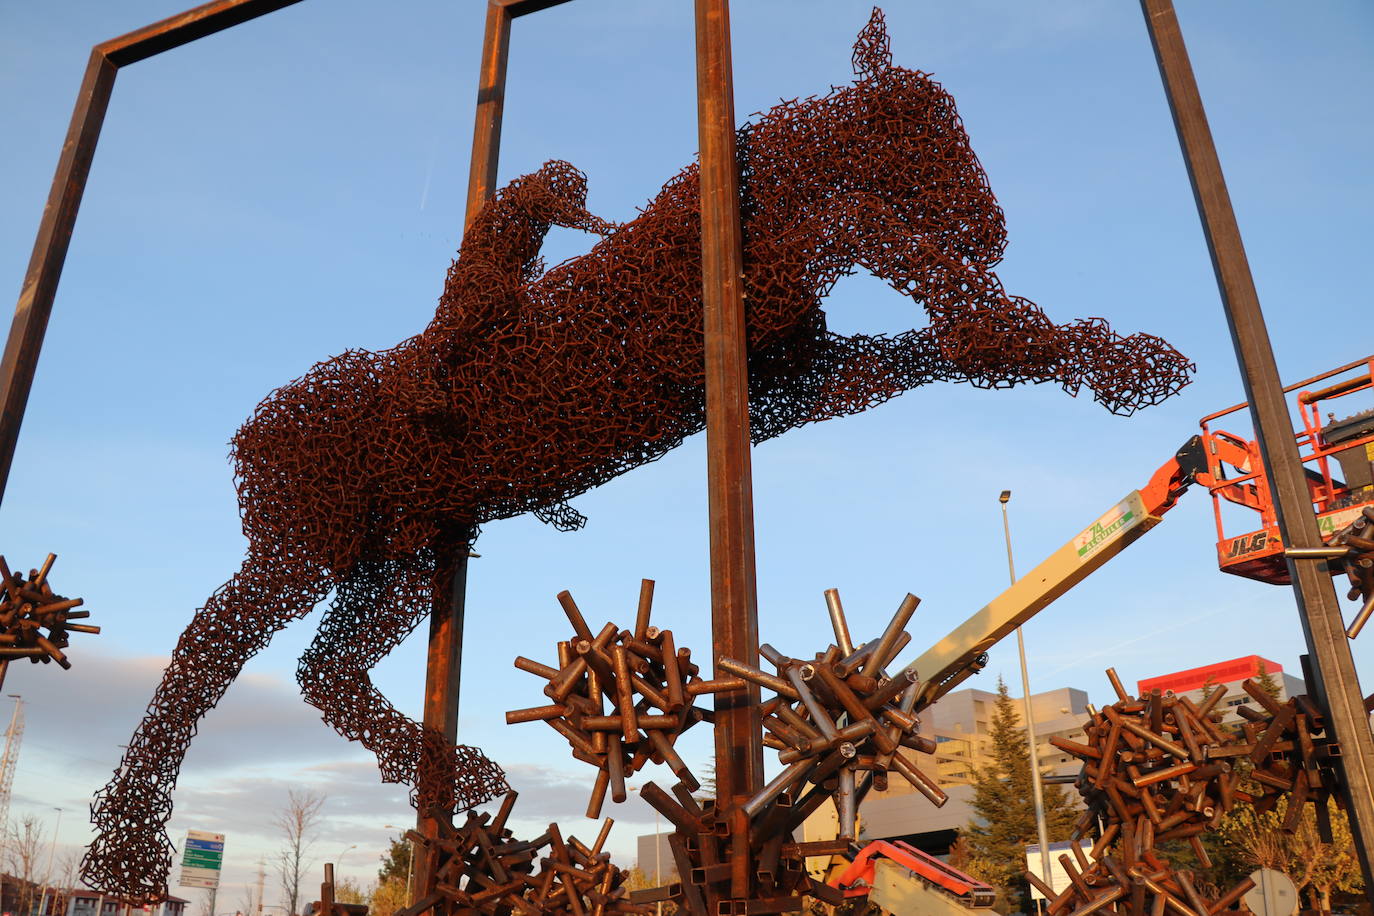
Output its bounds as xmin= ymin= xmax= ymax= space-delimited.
xmin=911 ymin=354 xmax=1374 ymax=711
xmin=829 ymin=840 xmax=995 ymax=913
xmin=1202 ymin=355 xmax=1374 ymax=584
xmin=823 ymin=356 xmax=1373 ymax=914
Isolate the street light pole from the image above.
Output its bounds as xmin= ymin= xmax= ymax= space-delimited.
xmin=1001 ymin=492 xmax=1053 ymax=900
xmin=334 ymin=846 xmax=356 ymax=894
xmin=38 ymin=806 xmax=62 ymax=916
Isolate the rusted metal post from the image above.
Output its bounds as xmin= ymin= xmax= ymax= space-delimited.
xmin=0 ymin=51 xmax=116 ymax=506
xmin=464 ymin=2 xmax=514 ymax=228
xmin=412 ymin=3 xmax=514 ymax=901
xmin=1140 ymin=0 xmax=1374 ymax=885
xmin=320 ymin=862 xmax=335 ymax=916
xmin=411 ymin=2 xmax=516 ymax=902
xmin=0 ymin=0 xmax=307 ymax=507
xmin=411 ymin=539 xmax=473 ymax=900
xmin=695 ymin=0 xmax=763 ymax=903
xmin=406 ymin=538 xmax=472 ymax=895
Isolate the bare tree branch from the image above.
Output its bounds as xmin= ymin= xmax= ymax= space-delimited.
xmin=5 ymin=816 xmax=46 ymax=916
xmin=274 ymin=790 xmax=326 ymax=916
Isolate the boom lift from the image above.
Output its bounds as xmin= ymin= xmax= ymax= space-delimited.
xmin=913 ymin=354 xmax=1374 ymax=710
xmin=1202 ymin=355 xmax=1374 ymax=584
xmin=825 ymin=356 xmax=1374 ymax=914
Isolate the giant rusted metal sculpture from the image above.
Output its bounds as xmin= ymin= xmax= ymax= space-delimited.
xmin=81 ymin=11 xmax=1193 ymax=904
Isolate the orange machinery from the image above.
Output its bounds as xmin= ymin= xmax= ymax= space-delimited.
xmin=829 ymin=839 xmax=996 ymax=911
xmin=1200 ymin=355 xmax=1374 ymax=584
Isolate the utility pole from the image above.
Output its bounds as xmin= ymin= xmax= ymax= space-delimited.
xmin=37 ymin=806 xmax=62 ymax=916
xmin=0 ymin=696 xmax=24 ymax=871
xmin=255 ymin=858 xmax=265 ymax=916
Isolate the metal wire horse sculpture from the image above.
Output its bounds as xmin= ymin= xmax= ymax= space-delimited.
xmin=82 ymin=10 xmax=1193 ymax=902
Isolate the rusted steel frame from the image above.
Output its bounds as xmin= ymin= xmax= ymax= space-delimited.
xmin=0 ymin=0 xmax=310 ymax=505
xmin=695 ymin=0 xmax=763 ymax=903
xmin=1140 ymin=0 xmax=1374 ymax=886
xmin=414 ymin=536 xmax=473 ymax=899
xmin=98 ymin=0 xmax=306 ymax=65
xmin=0 ymin=47 xmax=112 ymax=503
xmin=413 ymin=0 xmax=578 ymax=903
xmin=463 ymin=0 xmax=577 ymax=228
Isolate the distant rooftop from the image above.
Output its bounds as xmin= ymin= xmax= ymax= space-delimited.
xmin=1137 ymin=655 xmax=1282 ymax=696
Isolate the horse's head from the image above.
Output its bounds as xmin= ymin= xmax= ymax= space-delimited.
xmin=743 ymin=9 xmax=1008 ymax=289
xmin=742 ymin=8 xmax=1193 ymax=416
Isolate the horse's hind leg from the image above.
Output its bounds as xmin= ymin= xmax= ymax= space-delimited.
xmin=296 ymin=555 xmax=506 ymax=814
xmin=81 ymin=549 xmax=329 ymax=903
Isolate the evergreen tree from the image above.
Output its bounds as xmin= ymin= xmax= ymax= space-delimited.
xmin=377 ymin=832 xmax=412 ymax=885
xmin=965 ymin=678 xmax=1081 ymax=914
xmin=1198 ymin=672 xmax=1220 ymax=703
xmin=1253 ymin=660 xmax=1282 ymax=700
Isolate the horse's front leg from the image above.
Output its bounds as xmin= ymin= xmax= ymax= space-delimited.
xmin=907 ymin=258 xmax=1193 ymax=415
xmin=296 ymin=554 xmax=506 ymax=815
xmin=82 ymin=548 xmax=330 ymax=903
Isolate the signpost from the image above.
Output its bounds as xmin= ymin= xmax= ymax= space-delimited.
xmin=1025 ymin=841 xmax=1093 ymax=900
xmin=179 ymin=830 xmax=225 ymax=889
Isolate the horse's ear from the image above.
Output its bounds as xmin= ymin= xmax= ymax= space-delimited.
xmin=852 ymin=7 xmax=892 ymax=79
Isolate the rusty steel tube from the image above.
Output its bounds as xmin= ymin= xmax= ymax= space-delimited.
xmin=833 ymin=641 xmax=875 ymax=678
xmin=633 ymin=579 xmax=655 ymax=641
xmin=865 ymin=665 xmax=918 ymax=711
xmin=741 ymin=758 xmax=812 ymax=819
xmin=785 ymin=665 xmax=837 ymax=741
xmin=556 ymin=590 xmax=595 ymax=644
xmin=824 ymin=588 xmax=855 ymax=657
xmin=864 ymin=593 xmax=919 ymax=675
xmin=685 ymin=676 xmax=746 ymax=697
xmin=1345 ymin=591 xmax=1374 ymax=639
xmin=717 ymin=656 xmax=798 ymax=700
xmin=889 ymin=751 xmax=947 ymax=807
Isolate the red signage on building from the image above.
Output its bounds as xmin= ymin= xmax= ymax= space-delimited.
xmin=1137 ymin=655 xmax=1281 ymax=696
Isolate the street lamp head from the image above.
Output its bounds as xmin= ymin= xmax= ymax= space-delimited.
xmin=999 ymin=489 xmax=1011 ymax=504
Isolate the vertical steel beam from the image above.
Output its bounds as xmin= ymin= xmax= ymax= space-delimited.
xmin=412 ymin=539 xmax=473 ymax=900
xmin=412 ymin=3 xmax=513 ymax=902
xmin=1140 ymin=0 xmax=1374 ymax=885
xmin=0 ymin=51 xmax=116 ymax=505
xmin=695 ymin=0 xmax=762 ymax=902
xmin=0 ymin=0 xmax=308 ymax=508
xmin=464 ymin=2 xmax=514 ymax=228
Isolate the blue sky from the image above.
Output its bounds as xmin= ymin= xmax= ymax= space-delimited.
xmin=2 ymin=0 xmax=1372 ymax=902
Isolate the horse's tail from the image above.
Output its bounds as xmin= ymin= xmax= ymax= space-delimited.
xmin=81 ymin=549 xmax=328 ymax=903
